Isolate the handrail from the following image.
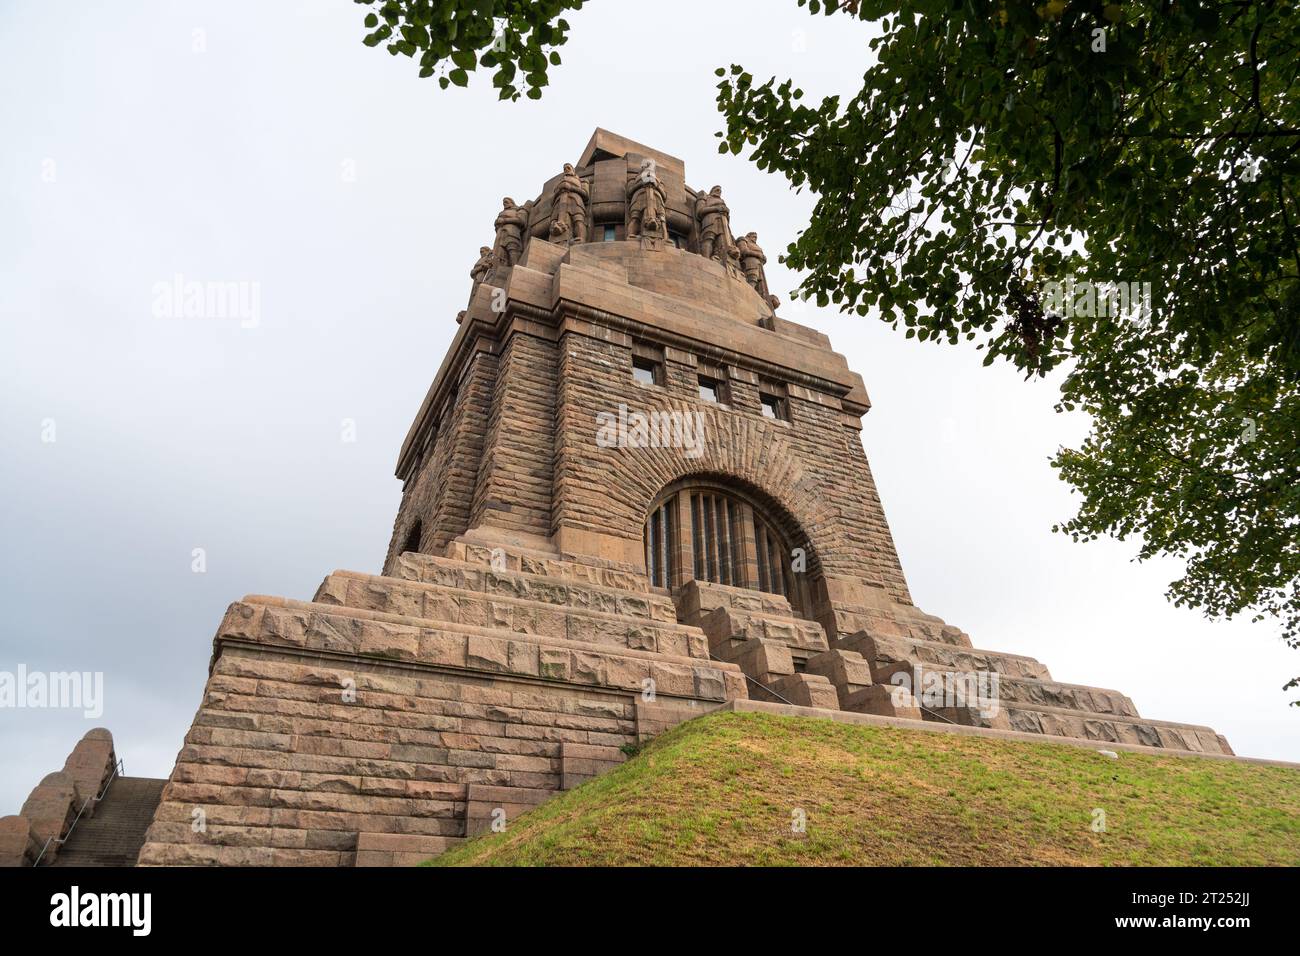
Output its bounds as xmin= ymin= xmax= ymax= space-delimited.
xmin=919 ymin=706 xmax=958 ymax=725
xmin=744 ymin=672 xmax=797 ymax=707
xmin=32 ymin=758 xmax=125 ymax=867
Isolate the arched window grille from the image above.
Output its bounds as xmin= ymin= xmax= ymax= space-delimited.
xmin=643 ymin=485 xmax=804 ymax=613
xmin=644 ymin=499 xmax=675 ymax=590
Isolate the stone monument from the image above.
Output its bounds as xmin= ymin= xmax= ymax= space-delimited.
xmin=131 ymin=129 xmax=1232 ymax=867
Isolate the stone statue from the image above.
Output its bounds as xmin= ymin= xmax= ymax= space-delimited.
xmin=549 ymin=163 xmax=590 ymax=244
xmin=626 ymin=159 xmax=668 ymax=240
xmin=723 ymin=240 xmax=743 ymax=280
xmin=695 ymin=185 xmax=736 ymax=262
xmin=492 ymin=197 xmax=529 ymax=267
xmin=470 ymin=245 xmax=496 ymax=286
xmin=735 ymin=231 xmax=771 ymax=297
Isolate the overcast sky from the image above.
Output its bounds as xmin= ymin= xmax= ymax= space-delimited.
xmin=2 ymin=0 xmax=1294 ymax=813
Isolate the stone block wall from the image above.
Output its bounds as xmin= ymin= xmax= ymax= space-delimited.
xmin=384 ymin=348 xmax=496 ymax=570
xmin=140 ymin=647 xmax=636 ymax=865
xmin=469 ymin=329 xmax=558 ymax=537
xmin=138 ymin=540 xmax=741 ymax=866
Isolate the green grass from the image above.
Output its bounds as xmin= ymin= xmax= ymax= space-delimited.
xmin=427 ymin=711 xmax=1300 ymax=866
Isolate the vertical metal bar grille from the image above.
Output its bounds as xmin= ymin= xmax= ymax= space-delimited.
xmin=646 ymin=488 xmax=803 ymax=612
xmin=645 ymin=498 xmax=677 ymax=588
xmin=715 ymin=496 xmax=730 ymax=585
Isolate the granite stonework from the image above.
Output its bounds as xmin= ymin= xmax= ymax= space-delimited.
xmin=1 ymin=728 xmax=117 ymax=866
xmin=129 ymin=129 xmax=1230 ymax=867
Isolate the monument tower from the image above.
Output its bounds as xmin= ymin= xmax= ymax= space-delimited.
xmin=129 ymin=130 xmax=1230 ymax=866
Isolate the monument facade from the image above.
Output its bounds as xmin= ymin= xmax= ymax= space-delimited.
xmin=125 ymin=130 xmax=1230 ymax=866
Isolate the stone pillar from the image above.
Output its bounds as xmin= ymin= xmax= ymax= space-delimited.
xmin=672 ymin=492 xmax=693 ymax=589
xmin=736 ymin=502 xmax=760 ymax=589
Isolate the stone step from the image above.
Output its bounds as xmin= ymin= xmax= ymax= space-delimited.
xmin=699 ymin=607 xmax=829 ymax=654
xmin=998 ymin=676 xmax=1137 ymax=718
xmin=674 ymin=578 xmax=808 ymax=626
xmin=872 ymin=662 xmax=1138 ymax=718
xmin=315 ymin=569 xmax=709 ymax=661
xmin=839 ymin=630 xmax=1052 ymax=681
xmin=222 ymin=594 xmax=746 ymax=702
xmin=48 ymin=777 xmax=165 ymax=867
xmin=746 ymin=671 xmax=840 ymax=710
xmin=673 ymin=582 xmax=832 ymax=665
xmin=803 ymin=649 xmax=875 ymax=703
xmin=821 ymin=603 xmax=974 ymax=648
xmin=706 ymin=635 xmax=842 ymax=710
xmin=443 ymin=537 xmax=650 ymax=593
xmin=841 ymin=684 xmax=923 ymax=720
xmin=391 ymin=552 xmax=679 ymax=622
xmin=1001 ymin=703 xmax=1230 ymax=754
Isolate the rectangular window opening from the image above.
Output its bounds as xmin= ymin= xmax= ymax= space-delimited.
xmin=759 ymin=393 xmax=787 ymax=421
xmin=633 ymin=355 xmax=660 ymax=386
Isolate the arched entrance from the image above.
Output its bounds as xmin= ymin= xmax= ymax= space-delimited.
xmin=643 ymin=479 xmax=812 ymax=616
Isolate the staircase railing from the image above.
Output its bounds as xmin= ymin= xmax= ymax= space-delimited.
xmin=32 ymin=758 xmax=125 ymax=867
xmin=743 ymin=672 xmax=796 ymax=706
xmin=919 ymin=706 xmax=958 ymax=724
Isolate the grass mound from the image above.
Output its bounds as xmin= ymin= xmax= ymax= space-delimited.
xmin=429 ymin=710 xmax=1299 ymax=866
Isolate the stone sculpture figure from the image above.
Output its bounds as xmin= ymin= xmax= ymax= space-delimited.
xmin=470 ymin=245 xmax=496 ymax=286
xmin=549 ymin=163 xmax=590 ymax=244
xmin=626 ymin=159 xmax=668 ymax=240
xmin=736 ymin=232 xmax=771 ymax=297
xmin=695 ymin=185 xmax=737 ymax=262
xmin=492 ymin=197 xmax=530 ymax=267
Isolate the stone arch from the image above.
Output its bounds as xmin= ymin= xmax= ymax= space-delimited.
xmin=607 ymin=404 xmax=847 ymax=575
xmin=643 ymin=472 xmax=822 ymax=617
xmin=647 ymin=472 xmax=823 ymax=574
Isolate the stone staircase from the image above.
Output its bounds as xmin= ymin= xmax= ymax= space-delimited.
xmin=136 ymin=536 xmax=747 ymax=866
xmin=675 ymin=580 xmax=913 ymax=717
xmin=49 ymin=777 xmax=166 ymax=867
xmin=127 ymin=535 xmax=1232 ymax=866
xmin=672 ymin=579 xmax=1230 ymax=755
xmin=833 ymin=606 xmax=1232 ymax=755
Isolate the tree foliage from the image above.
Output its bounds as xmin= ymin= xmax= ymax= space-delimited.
xmin=356 ymin=0 xmax=583 ymax=99
xmin=359 ymin=0 xmax=1300 ymax=698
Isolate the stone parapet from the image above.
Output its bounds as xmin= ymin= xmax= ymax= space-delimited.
xmin=2 ymin=728 xmax=117 ymax=866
